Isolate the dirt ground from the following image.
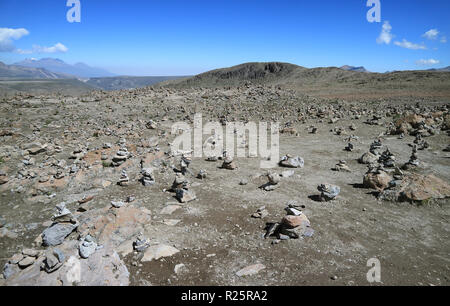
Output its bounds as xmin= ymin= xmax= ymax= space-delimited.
xmin=0 ymin=87 xmax=449 ymax=286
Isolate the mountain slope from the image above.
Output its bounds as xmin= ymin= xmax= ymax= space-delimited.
xmin=0 ymin=79 xmax=96 ymax=96
xmin=14 ymin=58 xmax=115 ymax=78
xmin=0 ymin=61 xmax=69 ymax=79
xmin=162 ymin=62 xmax=372 ymax=88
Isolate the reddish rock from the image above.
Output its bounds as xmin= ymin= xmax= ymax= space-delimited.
xmin=281 ymin=214 xmax=310 ymax=229
xmin=398 ymin=173 xmax=450 ymax=202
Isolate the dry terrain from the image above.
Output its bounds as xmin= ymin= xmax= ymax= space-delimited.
xmin=0 ymin=63 xmax=449 ymax=286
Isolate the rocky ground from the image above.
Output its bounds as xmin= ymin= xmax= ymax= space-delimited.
xmin=0 ymin=85 xmax=449 ymax=286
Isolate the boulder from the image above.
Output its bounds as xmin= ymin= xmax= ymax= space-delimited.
xmin=363 ymin=171 xmax=393 ymax=191
xmin=358 ymin=152 xmax=378 ymax=164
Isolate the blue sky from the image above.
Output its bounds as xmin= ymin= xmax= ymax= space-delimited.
xmin=0 ymin=0 xmax=449 ymax=75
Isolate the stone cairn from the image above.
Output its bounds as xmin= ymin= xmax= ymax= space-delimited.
xmin=42 ymin=203 xmax=78 ymax=247
xmin=332 ymin=160 xmax=351 ymax=172
xmin=263 ymin=172 xmax=281 ymax=191
xmin=133 ymin=233 xmax=151 ymax=252
xmin=379 ymin=148 xmax=396 ymax=168
xmin=172 ymin=173 xmax=196 ymax=203
xmin=402 ymin=145 xmax=419 ymax=170
xmin=265 ymin=201 xmax=314 ymax=242
xmin=78 ymin=235 xmax=98 ymax=259
xmin=112 ymin=142 xmax=129 ymax=167
xmin=221 ymin=156 xmax=237 ymax=170
xmin=117 ymin=170 xmax=129 ymax=186
xmin=141 ymin=167 xmax=155 ymax=186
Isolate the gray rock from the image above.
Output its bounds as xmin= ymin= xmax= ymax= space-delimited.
xmin=285 ymin=207 xmax=302 ymax=216
xmin=111 ymin=201 xmax=125 ymax=208
xmin=268 ymin=173 xmax=281 ymax=185
xmin=2 ymin=263 xmax=19 ymax=279
xmin=18 ymin=256 xmax=35 ymax=268
xmin=42 ymin=223 xmax=78 ymax=246
xmin=197 ymin=170 xmax=207 ymax=180
xmin=279 ymin=155 xmax=304 ymax=168
xmin=175 ymin=188 xmax=196 ymax=203
xmin=318 ymin=184 xmax=341 ymax=201
xmin=79 ymin=235 xmax=98 ymax=259
xmin=251 ymin=207 xmax=269 ymax=219
xmin=22 ymin=249 xmax=39 ymax=258
xmin=42 ymin=248 xmax=65 ymax=273
xmin=239 ymin=178 xmax=248 ymax=185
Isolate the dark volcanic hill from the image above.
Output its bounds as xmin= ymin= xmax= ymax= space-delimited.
xmin=163 ymin=62 xmax=303 ymax=87
xmin=162 ymin=62 xmax=376 ymax=88
xmin=162 ymin=61 xmax=450 ymax=99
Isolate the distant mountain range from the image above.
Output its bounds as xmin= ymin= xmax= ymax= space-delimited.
xmin=427 ymin=66 xmax=450 ymax=72
xmin=13 ymin=58 xmax=116 ymax=78
xmin=0 ymin=61 xmax=70 ymax=79
xmin=0 ymin=59 xmax=186 ymax=90
xmin=86 ymin=76 xmax=189 ymax=91
xmin=340 ymin=65 xmax=369 ymax=73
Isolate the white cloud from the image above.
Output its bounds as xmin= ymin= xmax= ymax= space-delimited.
xmin=394 ymin=39 xmax=427 ymax=50
xmin=415 ymin=59 xmax=440 ymax=66
xmin=0 ymin=28 xmax=67 ymax=54
xmin=17 ymin=42 xmax=69 ymax=54
xmin=0 ymin=27 xmax=29 ymax=52
xmin=16 ymin=48 xmax=33 ymax=54
xmin=32 ymin=43 xmax=68 ymax=53
xmin=423 ymin=29 xmax=439 ymax=40
xmin=441 ymin=36 xmax=447 ymax=43
xmin=377 ymin=21 xmax=394 ymax=45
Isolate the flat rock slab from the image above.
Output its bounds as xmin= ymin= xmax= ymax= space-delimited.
xmin=42 ymin=223 xmax=77 ymax=247
xmin=236 ymin=264 xmax=266 ymax=277
xmin=160 ymin=205 xmax=182 ymax=215
xmin=162 ymin=219 xmax=181 ymax=226
xmin=141 ymin=244 xmax=180 ymax=262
